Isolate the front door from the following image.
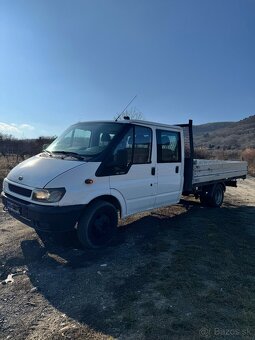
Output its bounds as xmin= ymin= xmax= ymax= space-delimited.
xmin=109 ymin=125 xmax=156 ymax=215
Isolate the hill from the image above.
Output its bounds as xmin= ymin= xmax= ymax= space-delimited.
xmin=193 ymin=115 xmax=255 ymax=150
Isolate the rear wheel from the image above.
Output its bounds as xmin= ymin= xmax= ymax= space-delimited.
xmin=77 ymin=200 xmax=118 ymax=249
xmin=200 ymin=184 xmax=224 ymax=207
xmin=210 ymin=184 xmax=224 ymax=207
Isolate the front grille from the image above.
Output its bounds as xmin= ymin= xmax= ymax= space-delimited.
xmin=5 ymin=193 xmax=30 ymax=205
xmin=8 ymin=183 xmax=32 ymax=198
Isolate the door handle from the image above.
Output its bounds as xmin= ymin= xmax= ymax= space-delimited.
xmin=151 ymin=167 xmax=156 ymax=176
xmin=175 ymin=166 xmax=179 ymax=173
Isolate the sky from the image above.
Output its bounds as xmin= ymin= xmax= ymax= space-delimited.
xmin=0 ymin=0 xmax=255 ymax=138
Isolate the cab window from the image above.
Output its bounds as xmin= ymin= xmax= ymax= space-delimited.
xmin=97 ymin=125 xmax=152 ymax=176
xmin=156 ymin=130 xmax=181 ymax=163
xmin=133 ymin=126 xmax=152 ymax=164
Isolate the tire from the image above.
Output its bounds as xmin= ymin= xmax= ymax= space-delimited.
xmin=77 ymin=200 xmax=118 ymax=249
xmin=209 ymin=184 xmax=224 ymax=207
xmin=200 ymin=184 xmax=224 ymax=208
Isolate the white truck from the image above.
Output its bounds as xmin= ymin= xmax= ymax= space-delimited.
xmin=1 ymin=119 xmax=247 ymax=248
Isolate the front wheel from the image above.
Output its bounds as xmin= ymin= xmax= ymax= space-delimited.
xmin=77 ymin=200 xmax=118 ymax=249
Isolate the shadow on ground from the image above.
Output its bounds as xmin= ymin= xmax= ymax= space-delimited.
xmin=18 ymin=201 xmax=255 ymax=339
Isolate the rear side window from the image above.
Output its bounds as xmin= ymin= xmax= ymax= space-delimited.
xmin=156 ymin=130 xmax=181 ymax=163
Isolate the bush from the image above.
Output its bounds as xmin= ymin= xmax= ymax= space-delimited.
xmin=194 ymin=148 xmax=213 ymax=159
xmin=241 ymin=148 xmax=255 ymax=176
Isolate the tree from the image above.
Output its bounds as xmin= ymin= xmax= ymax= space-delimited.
xmin=114 ymin=107 xmax=144 ymax=121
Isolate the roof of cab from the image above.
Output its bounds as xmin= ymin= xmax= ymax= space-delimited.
xmin=72 ymin=119 xmax=183 ymax=131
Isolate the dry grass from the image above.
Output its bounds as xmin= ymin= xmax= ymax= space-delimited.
xmin=0 ymin=177 xmax=255 ymax=339
xmin=242 ymin=148 xmax=255 ymax=176
xmin=194 ymin=147 xmax=255 ymax=176
xmin=0 ymin=155 xmax=21 ymax=188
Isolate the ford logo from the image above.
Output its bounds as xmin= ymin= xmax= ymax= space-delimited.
xmin=18 ymin=176 xmax=23 ymax=181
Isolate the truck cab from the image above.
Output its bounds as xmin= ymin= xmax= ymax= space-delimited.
xmin=1 ymin=120 xmax=184 ymax=248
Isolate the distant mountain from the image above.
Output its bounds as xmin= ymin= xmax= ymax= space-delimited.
xmin=193 ymin=115 xmax=255 ymax=150
xmin=193 ymin=122 xmax=235 ymax=134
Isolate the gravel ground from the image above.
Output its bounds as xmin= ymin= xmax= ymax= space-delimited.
xmin=0 ymin=177 xmax=255 ymax=340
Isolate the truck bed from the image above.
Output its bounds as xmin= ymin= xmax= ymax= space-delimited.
xmin=192 ymin=159 xmax=248 ymax=185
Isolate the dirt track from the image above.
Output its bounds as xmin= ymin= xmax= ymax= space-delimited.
xmin=1 ymin=177 xmax=255 ymax=339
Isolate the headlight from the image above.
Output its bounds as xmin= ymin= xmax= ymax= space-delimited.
xmin=32 ymin=188 xmax=66 ymax=203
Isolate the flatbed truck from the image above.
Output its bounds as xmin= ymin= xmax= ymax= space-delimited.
xmin=1 ymin=119 xmax=247 ymax=248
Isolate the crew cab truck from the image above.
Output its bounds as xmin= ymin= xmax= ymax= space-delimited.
xmin=1 ymin=119 xmax=248 ymax=249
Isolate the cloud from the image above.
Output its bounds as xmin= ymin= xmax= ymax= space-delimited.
xmin=0 ymin=122 xmax=35 ymax=137
xmin=0 ymin=122 xmax=19 ymax=134
xmin=18 ymin=124 xmax=35 ymax=131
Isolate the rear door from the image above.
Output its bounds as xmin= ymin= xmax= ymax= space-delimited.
xmin=155 ymin=129 xmax=183 ymax=207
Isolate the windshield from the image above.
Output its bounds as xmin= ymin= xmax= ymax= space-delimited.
xmin=46 ymin=122 xmax=124 ymax=158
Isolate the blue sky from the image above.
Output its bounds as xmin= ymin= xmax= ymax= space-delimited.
xmin=1 ymin=0 xmax=255 ymax=138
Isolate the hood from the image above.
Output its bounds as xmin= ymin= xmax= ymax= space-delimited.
xmin=7 ymin=155 xmax=85 ymax=188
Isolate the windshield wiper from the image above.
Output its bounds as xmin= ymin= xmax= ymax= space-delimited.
xmin=42 ymin=150 xmax=53 ymax=157
xmin=51 ymin=151 xmax=85 ymax=160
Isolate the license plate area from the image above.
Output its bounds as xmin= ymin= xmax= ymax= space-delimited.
xmin=7 ymin=201 xmax=21 ymax=215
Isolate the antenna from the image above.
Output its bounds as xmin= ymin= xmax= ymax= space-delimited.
xmin=115 ymin=95 xmax=137 ymax=121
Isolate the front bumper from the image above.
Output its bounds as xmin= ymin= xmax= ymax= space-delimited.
xmin=1 ymin=192 xmax=84 ymax=232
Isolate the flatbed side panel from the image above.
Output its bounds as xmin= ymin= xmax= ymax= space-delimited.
xmin=193 ymin=159 xmax=248 ymax=185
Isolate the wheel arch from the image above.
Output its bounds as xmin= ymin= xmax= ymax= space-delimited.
xmin=87 ymin=195 xmax=123 ymax=217
xmin=200 ymin=181 xmax=226 ymax=195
